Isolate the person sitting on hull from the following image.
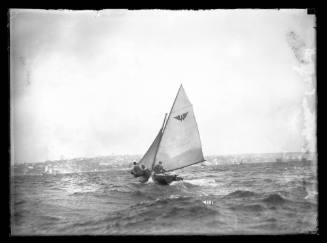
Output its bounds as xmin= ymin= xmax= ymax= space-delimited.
xmin=131 ymin=162 xmax=144 ymax=177
xmin=153 ymin=161 xmax=183 ymax=182
xmin=153 ymin=161 xmax=166 ymax=174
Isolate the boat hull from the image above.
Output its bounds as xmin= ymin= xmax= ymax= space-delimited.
xmin=138 ymin=173 xmax=151 ymax=183
xmin=152 ymin=174 xmax=183 ymax=185
xmin=131 ymin=169 xmax=151 ymax=178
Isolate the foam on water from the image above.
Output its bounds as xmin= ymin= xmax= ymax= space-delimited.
xmin=145 ymin=176 xmax=154 ymax=184
xmin=183 ymin=178 xmax=217 ymax=187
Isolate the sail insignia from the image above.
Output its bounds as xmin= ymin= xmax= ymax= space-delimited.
xmin=174 ymin=112 xmax=188 ymax=122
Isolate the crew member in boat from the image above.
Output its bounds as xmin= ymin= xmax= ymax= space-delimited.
xmin=153 ymin=161 xmax=166 ymax=174
xmin=131 ymin=162 xmax=143 ymax=177
xmin=141 ymin=164 xmax=150 ymax=174
xmin=141 ymin=164 xmax=151 ymax=178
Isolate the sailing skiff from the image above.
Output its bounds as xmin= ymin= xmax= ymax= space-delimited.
xmin=135 ymin=84 xmax=205 ymax=185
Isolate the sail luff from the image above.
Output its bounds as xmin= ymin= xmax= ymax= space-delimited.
xmin=161 ymin=113 xmax=168 ymax=133
xmin=151 ymin=113 xmax=167 ymax=170
xmin=162 ymin=84 xmax=183 ymax=135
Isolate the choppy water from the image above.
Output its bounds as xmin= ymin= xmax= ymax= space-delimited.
xmin=11 ymin=160 xmax=318 ymax=235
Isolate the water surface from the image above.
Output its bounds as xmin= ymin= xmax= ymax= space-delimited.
xmin=11 ymin=160 xmax=317 ymax=235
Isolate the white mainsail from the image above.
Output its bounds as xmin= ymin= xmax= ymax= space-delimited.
xmin=153 ymin=85 xmax=205 ymax=171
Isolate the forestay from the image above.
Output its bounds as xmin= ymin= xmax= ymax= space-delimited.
xmin=154 ymin=85 xmax=205 ymax=171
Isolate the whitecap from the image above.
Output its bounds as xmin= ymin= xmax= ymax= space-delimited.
xmin=183 ymin=178 xmax=217 ymax=187
xmin=304 ymin=190 xmax=317 ymax=200
xmin=145 ymin=176 xmax=154 ymax=184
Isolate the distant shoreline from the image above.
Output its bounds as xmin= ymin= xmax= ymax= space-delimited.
xmin=12 ymin=151 xmax=316 ymax=165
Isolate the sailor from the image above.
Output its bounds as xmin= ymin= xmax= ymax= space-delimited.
xmin=141 ymin=164 xmax=149 ymax=172
xmin=153 ymin=161 xmax=166 ymax=174
xmin=141 ymin=164 xmax=151 ymax=178
xmin=131 ymin=162 xmax=143 ymax=177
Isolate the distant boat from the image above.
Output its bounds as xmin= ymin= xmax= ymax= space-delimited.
xmin=136 ymin=84 xmax=205 ymax=185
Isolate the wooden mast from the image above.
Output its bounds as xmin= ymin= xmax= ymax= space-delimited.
xmin=151 ymin=113 xmax=167 ymax=170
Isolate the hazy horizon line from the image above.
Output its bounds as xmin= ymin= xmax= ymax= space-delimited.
xmin=12 ymin=151 xmax=315 ymax=164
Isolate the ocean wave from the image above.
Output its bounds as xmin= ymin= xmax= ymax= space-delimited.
xmin=68 ymin=187 xmax=99 ymax=195
xmin=300 ymin=201 xmax=317 ymax=210
xmin=174 ymin=181 xmax=197 ymax=190
xmin=13 ymin=209 xmax=26 ymax=220
xmin=162 ymin=204 xmax=218 ymax=219
xmin=168 ymin=194 xmax=184 ymax=199
xmin=12 ymin=159 xmax=318 ymax=234
xmin=226 ymin=190 xmax=258 ymax=198
xmin=262 ymin=194 xmax=289 ymax=204
xmin=104 ymin=196 xmax=219 ymax=228
xmin=183 ymin=178 xmax=217 ymax=187
xmin=14 ymin=199 xmax=26 ymax=206
xmin=265 ymin=217 xmax=277 ymax=222
xmin=150 ymin=196 xmax=193 ymax=206
xmin=109 ymin=186 xmax=134 ymax=193
xmin=40 ymin=215 xmax=65 ymax=222
xmin=130 ymin=190 xmax=157 ymax=200
xmin=230 ymin=203 xmax=266 ymax=212
xmin=304 ymin=190 xmax=318 ymax=201
xmin=70 ymin=191 xmax=95 ymax=196
xmin=263 ymin=178 xmax=273 ymax=183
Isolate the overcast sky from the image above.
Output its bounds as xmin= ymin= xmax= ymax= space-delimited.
xmin=10 ymin=9 xmax=316 ymax=163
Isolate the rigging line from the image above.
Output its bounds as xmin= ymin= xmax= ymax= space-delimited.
xmin=166 ymin=160 xmax=206 ymax=172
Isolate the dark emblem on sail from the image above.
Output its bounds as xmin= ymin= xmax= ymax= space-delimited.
xmin=174 ymin=112 xmax=188 ymax=122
